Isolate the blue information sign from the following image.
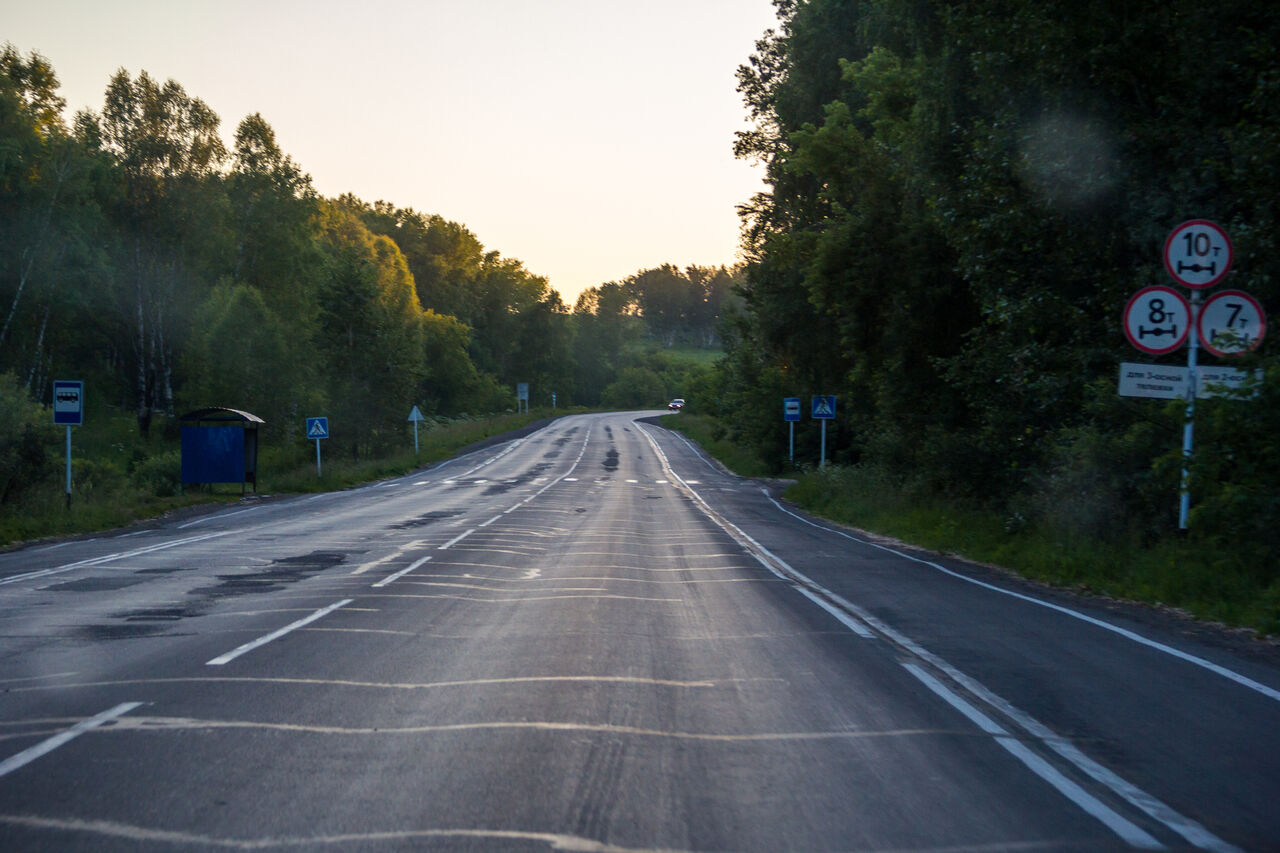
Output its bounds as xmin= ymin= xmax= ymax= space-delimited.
xmin=783 ymin=397 xmax=801 ymax=422
xmin=53 ymin=380 xmax=84 ymax=426
xmin=811 ymin=395 xmax=836 ymax=419
xmin=306 ymin=417 xmax=329 ymax=439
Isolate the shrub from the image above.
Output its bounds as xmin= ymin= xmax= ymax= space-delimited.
xmin=131 ymin=450 xmax=182 ymax=497
xmin=0 ymin=373 xmax=57 ymax=504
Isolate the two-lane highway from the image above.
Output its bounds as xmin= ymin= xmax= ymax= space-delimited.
xmin=0 ymin=411 xmax=1277 ymax=851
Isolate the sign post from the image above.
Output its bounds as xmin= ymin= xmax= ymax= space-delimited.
xmin=306 ymin=417 xmax=329 ymax=477
xmin=407 ymin=405 xmax=425 ymax=454
xmin=811 ymin=395 xmax=836 ymax=468
xmin=53 ymin=380 xmax=83 ymax=509
xmin=516 ymin=383 xmax=529 ymax=414
xmin=783 ymin=397 xmax=801 ymax=462
xmin=1120 ymin=220 xmax=1268 ymax=529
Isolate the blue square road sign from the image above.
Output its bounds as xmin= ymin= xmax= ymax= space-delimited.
xmin=306 ymin=417 xmax=329 ymax=439
xmin=811 ymin=395 xmax=836 ymax=419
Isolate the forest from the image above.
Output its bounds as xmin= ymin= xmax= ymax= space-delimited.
xmin=711 ymin=0 xmax=1280 ymax=577
xmin=0 ymin=44 xmax=735 ymax=507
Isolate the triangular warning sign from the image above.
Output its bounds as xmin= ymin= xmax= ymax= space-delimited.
xmin=408 ymin=405 xmax=425 ymax=422
xmin=308 ymin=420 xmax=327 ymax=438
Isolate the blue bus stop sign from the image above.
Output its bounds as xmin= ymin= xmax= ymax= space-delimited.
xmin=53 ymin=380 xmax=84 ymax=426
xmin=783 ymin=397 xmax=801 ymax=422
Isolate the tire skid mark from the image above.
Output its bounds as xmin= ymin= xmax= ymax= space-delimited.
xmin=2 ymin=674 xmax=724 ymax=695
xmin=100 ymin=715 xmax=975 ymax=743
xmin=0 ymin=814 xmax=699 ymax=852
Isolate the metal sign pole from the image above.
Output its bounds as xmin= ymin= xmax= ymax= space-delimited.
xmin=789 ymin=422 xmax=794 ymax=463
xmin=65 ymin=426 xmax=72 ymax=510
xmin=316 ymin=439 xmax=322 ymax=478
xmin=413 ymin=420 xmax=419 ymax=454
xmin=1179 ymin=292 xmax=1202 ymax=530
xmin=820 ymin=420 xmax=827 ymax=468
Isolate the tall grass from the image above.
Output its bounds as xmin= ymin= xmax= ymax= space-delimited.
xmin=659 ymin=412 xmax=772 ymax=477
xmin=784 ymin=466 xmax=1279 ymax=635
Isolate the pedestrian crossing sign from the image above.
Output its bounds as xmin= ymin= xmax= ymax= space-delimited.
xmin=306 ymin=417 xmax=329 ymax=439
xmin=811 ymin=395 xmax=836 ymax=419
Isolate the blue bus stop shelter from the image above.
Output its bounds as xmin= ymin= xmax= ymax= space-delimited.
xmin=179 ymin=407 xmax=264 ymax=494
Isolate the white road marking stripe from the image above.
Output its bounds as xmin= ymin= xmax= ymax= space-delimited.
xmin=206 ymin=600 xmax=353 ymax=665
xmin=763 ymin=492 xmax=1280 ymax=706
xmin=903 ymin=664 xmax=1163 ymax=850
xmin=478 ymin=515 xmax=502 ymax=528
xmin=0 ymin=702 xmax=144 ymax=778
xmin=439 ymin=529 xmax=476 ymax=550
xmin=373 ymin=556 xmax=432 ymax=588
xmin=351 ymin=540 xmax=427 ymax=575
xmin=796 ymin=588 xmax=875 ymax=638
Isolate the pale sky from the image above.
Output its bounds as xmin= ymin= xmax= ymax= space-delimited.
xmin=3 ymin=0 xmax=780 ymax=305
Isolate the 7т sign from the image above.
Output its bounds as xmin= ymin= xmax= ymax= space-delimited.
xmin=1198 ymin=289 xmax=1266 ymax=357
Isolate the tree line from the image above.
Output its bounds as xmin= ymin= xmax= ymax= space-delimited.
xmin=710 ymin=0 xmax=1280 ymax=565
xmin=0 ymin=45 xmax=735 ymax=497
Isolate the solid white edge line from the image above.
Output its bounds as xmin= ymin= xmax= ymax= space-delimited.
xmin=0 ymin=531 xmax=234 ymax=587
xmin=206 ymin=599 xmax=353 ymax=665
xmin=762 ymin=491 xmax=1280 ymax=706
xmin=0 ymin=702 xmax=145 ymax=778
xmin=373 ymin=556 xmax=432 ymax=588
xmin=638 ymin=421 xmax=1241 ymax=853
xmin=177 ymin=504 xmax=265 ymax=529
xmin=902 ymin=664 xmax=1163 ymax=850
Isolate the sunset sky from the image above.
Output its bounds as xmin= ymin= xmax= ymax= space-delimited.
xmin=3 ymin=0 xmax=781 ymax=304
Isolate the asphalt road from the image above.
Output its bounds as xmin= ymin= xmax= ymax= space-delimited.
xmin=0 ymin=411 xmax=1276 ymax=851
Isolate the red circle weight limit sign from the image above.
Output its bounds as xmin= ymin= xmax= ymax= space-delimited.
xmin=1124 ymin=285 xmax=1190 ymax=355
xmin=1163 ymin=220 xmax=1233 ymax=289
xmin=1198 ymin=289 xmax=1266 ymax=357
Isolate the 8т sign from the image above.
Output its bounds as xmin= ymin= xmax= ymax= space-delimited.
xmin=1123 ymin=285 xmax=1190 ymax=355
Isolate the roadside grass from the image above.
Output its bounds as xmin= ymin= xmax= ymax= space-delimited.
xmin=662 ymin=416 xmax=1280 ymax=637
xmin=659 ymin=412 xmax=772 ymax=478
xmin=0 ymin=408 xmax=572 ymax=549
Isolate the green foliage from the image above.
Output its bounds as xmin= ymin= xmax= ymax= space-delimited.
xmin=0 ymin=372 xmax=56 ymax=504
xmin=721 ymin=0 xmax=1280 ymax=562
xmin=130 ymin=449 xmax=181 ymax=497
xmin=601 ymin=367 xmax=666 ymax=409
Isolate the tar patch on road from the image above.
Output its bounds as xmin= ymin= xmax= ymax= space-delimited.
xmin=46 ymin=577 xmax=148 ymax=592
xmin=191 ymin=551 xmax=348 ymax=599
xmin=391 ymin=510 xmax=464 ymax=529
